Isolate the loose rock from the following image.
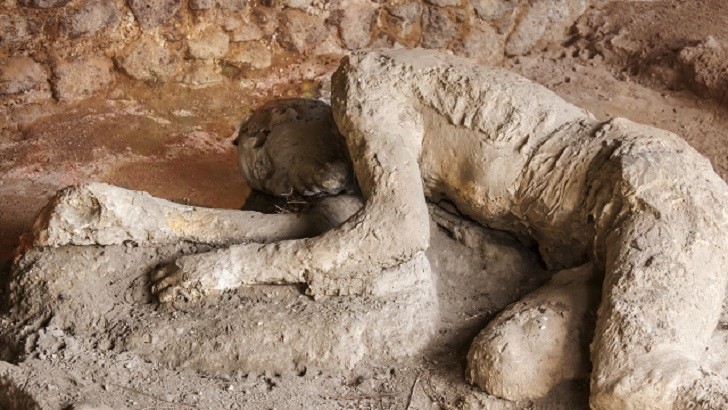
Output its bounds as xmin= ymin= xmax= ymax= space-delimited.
xmin=251 ymin=7 xmax=278 ymax=37
xmin=678 ymin=37 xmax=728 ymax=100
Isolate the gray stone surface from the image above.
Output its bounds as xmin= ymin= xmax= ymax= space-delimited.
xmin=24 ymin=183 xmax=324 ymax=249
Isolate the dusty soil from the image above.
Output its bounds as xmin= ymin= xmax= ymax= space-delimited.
xmin=1 ymin=1 xmax=728 ymax=409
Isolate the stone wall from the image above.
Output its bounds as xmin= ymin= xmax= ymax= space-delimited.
xmin=0 ymin=0 xmax=589 ymax=106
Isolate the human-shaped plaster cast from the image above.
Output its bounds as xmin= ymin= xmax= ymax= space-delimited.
xmin=26 ymin=50 xmax=728 ymax=408
xmin=154 ymin=49 xmax=728 ymax=408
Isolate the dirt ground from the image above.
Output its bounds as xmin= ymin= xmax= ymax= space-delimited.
xmin=1 ymin=1 xmax=728 ymax=409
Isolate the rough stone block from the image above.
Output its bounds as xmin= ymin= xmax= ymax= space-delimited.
xmin=457 ymin=23 xmax=503 ymax=63
xmin=331 ymin=0 xmax=376 ymax=50
xmin=425 ymin=0 xmax=460 ymax=6
xmin=504 ymin=0 xmax=587 ymax=56
xmin=228 ymin=41 xmax=272 ymax=69
xmin=0 ymin=57 xmax=48 ymax=96
xmin=388 ymin=1 xmax=422 ymax=22
xmin=17 ymin=0 xmax=69 ymax=8
xmin=116 ymin=36 xmax=179 ymax=82
xmin=182 ymin=63 xmax=225 ymax=88
xmin=0 ymin=14 xmax=32 ymax=48
xmin=51 ymin=57 xmax=114 ymax=102
xmin=421 ymin=6 xmax=458 ymax=49
xmin=251 ymin=7 xmax=278 ymax=36
xmin=232 ymin=22 xmax=264 ymax=42
xmin=62 ymin=0 xmax=120 ymax=38
xmin=217 ymin=0 xmax=247 ymax=9
xmin=127 ymin=0 xmax=181 ymax=29
xmin=190 ymin=0 xmax=246 ymax=10
xmin=382 ymin=1 xmax=422 ymax=44
xmin=189 ymin=0 xmax=215 ymax=9
xmin=471 ymin=0 xmax=519 ymax=20
xmin=278 ymin=9 xmax=328 ymax=53
xmin=280 ymin=0 xmax=314 ymax=9
xmin=188 ymin=31 xmax=230 ymax=59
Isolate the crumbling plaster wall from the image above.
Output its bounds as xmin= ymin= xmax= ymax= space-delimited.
xmin=0 ymin=0 xmax=590 ymax=107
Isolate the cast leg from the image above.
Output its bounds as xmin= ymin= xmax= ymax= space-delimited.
xmin=467 ymin=264 xmax=599 ymax=401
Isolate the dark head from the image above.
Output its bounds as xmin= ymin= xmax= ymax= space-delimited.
xmin=236 ymin=98 xmax=354 ymax=197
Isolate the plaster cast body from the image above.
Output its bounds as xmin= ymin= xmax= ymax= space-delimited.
xmin=26 ymin=49 xmax=728 ymax=408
